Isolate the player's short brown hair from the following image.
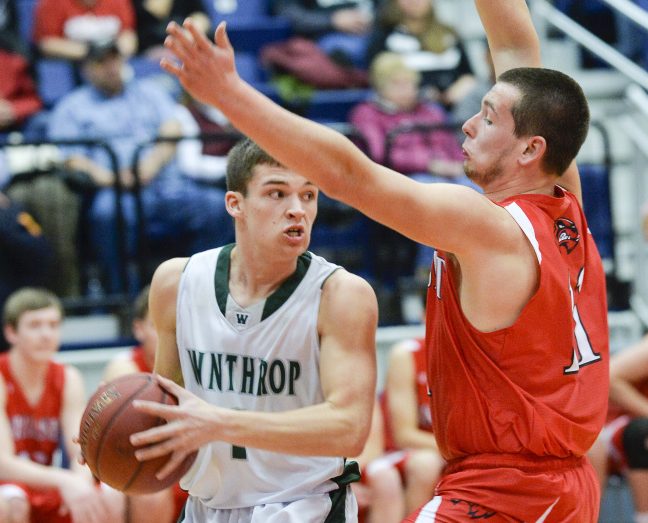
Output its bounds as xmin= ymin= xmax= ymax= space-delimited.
xmin=226 ymin=138 xmax=283 ymax=195
xmin=133 ymin=285 xmax=150 ymax=321
xmin=3 ymin=287 xmax=63 ymax=328
xmin=498 ymin=67 xmax=590 ymax=176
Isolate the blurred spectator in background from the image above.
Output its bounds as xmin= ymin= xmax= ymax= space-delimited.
xmin=132 ymin=0 xmax=210 ymax=60
xmin=33 ymin=0 xmax=137 ymax=61
xmin=272 ymin=0 xmax=375 ymax=67
xmin=0 ymin=0 xmax=26 ymax=54
xmin=0 ymin=192 xmax=53 ymax=350
xmin=588 ymin=335 xmax=648 ymax=521
xmin=349 ymin=52 xmax=464 ymax=179
xmin=349 ymin=52 xmax=474 ymax=280
xmin=174 ymin=95 xmax=240 ymax=185
xmin=0 ymin=45 xmax=43 ymax=134
xmin=367 ymin=0 xmax=476 ymax=110
xmin=351 ymin=399 xmax=405 ymax=523
xmin=47 ymin=39 xmax=233 ymax=294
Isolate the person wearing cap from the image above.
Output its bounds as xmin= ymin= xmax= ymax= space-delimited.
xmin=46 ymin=40 xmax=233 ymax=294
xmin=33 ymin=0 xmax=137 ymax=61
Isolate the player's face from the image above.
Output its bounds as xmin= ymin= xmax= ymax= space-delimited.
xmin=461 ymin=83 xmax=524 ymax=187
xmin=379 ymin=71 xmax=419 ymax=111
xmin=238 ymin=165 xmax=318 ymax=255
xmin=397 ymin=0 xmax=433 ymax=18
xmin=5 ymin=306 xmax=62 ymax=363
xmin=85 ymin=53 xmax=124 ymax=96
xmin=133 ymin=314 xmax=158 ymax=362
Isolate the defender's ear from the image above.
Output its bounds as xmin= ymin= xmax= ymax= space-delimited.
xmin=225 ymin=191 xmax=243 ymax=218
xmin=519 ymin=136 xmax=546 ymax=167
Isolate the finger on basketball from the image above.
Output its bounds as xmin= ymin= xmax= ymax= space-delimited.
xmin=155 ymin=451 xmax=190 ymax=480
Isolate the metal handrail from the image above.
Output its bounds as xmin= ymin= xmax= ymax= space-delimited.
xmin=0 ymin=138 xmax=129 ymax=298
xmin=598 ymin=0 xmax=648 ymax=31
xmin=531 ymin=0 xmax=648 ymax=90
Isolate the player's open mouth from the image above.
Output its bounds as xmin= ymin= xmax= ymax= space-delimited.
xmin=285 ymin=226 xmax=303 ymax=237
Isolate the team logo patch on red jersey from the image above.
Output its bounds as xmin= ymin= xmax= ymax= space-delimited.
xmin=554 ymin=217 xmax=580 ymax=253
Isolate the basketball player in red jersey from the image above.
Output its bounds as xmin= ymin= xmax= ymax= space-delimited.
xmin=103 ymin=285 xmax=189 ymax=523
xmin=588 ymin=335 xmax=648 ymax=521
xmin=384 ymin=337 xmax=444 ymax=513
xmin=0 ymin=288 xmax=124 ymax=523
xmin=155 ymin=0 xmax=608 ymax=519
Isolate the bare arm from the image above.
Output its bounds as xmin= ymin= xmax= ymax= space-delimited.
xmin=151 ymin=257 xmax=188 ymax=386
xmin=160 ymin=21 xmax=522 ymax=258
xmin=131 ymin=269 xmax=378 ymax=478
xmin=138 ymin=120 xmax=182 ymax=185
xmin=386 ymin=342 xmax=438 ymax=450
xmin=38 ymin=37 xmax=89 ymax=60
xmin=609 ymin=336 xmax=648 ymax=417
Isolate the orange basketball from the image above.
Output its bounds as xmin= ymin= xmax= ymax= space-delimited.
xmin=79 ymin=372 xmax=197 ymax=494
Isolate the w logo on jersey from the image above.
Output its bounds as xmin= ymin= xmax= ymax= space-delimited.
xmin=554 ymin=218 xmax=580 ymax=254
xmin=236 ymin=313 xmax=248 ymax=325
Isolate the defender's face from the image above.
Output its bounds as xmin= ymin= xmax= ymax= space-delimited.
xmin=238 ymin=165 xmax=318 ymax=255
xmin=5 ymin=307 xmax=62 ymax=363
xmin=461 ymin=82 xmax=523 ymax=187
xmin=133 ymin=314 xmax=158 ymax=362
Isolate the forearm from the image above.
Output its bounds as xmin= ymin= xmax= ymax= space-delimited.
xmin=217 ymin=400 xmax=369 ymax=457
xmin=210 ymin=79 xmax=368 ymax=203
xmin=610 ymin=381 xmax=648 ymax=417
xmin=117 ymin=30 xmax=138 ymax=57
xmin=394 ymin=428 xmax=438 ymax=451
xmin=0 ymin=453 xmax=73 ymax=489
xmin=65 ymin=155 xmax=113 ymax=186
xmin=474 ymin=0 xmax=541 ymax=75
xmin=38 ymin=37 xmax=88 ymax=61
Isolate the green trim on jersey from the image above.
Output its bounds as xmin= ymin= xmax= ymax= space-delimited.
xmin=214 ymin=244 xmax=235 ymax=316
xmin=262 ymin=251 xmax=312 ymax=320
xmin=325 ymin=461 xmax=361 ymax=523
xmin=213 ymin=245 xmax=313 ymax=321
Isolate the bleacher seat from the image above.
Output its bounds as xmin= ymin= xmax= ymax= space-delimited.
xmin=580 ymin=163 xmax=614 ymax=263
xmin=16 ymin=0 xmax=38 ymax=44
xmin=128 ymin=55 xmax=163 ymax=78
xmin=201 ymin=0 xmax=292 ymax=54
xmin=35 ymin=59 xmax=76 ymax=108
xmin=302 ymin=88 xmax=371 ymax=123
xmin=204 ymin=0 xmax=270 ymax=21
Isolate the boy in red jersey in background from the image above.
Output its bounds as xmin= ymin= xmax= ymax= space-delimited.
xmin=588 ymin=335 xmax=648 ymax=522
xmin=155 ymin=0 xmax=609 ymax=518
xmin=0 ymin=287 xmax=123 ymax=523
xmin=384 ymin=335 xmax=444 ymax=514
xmin=103 ymin=285 xmax=188 ymax=523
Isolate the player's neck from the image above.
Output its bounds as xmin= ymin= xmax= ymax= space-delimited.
xmin=8 ymin=349 xmax=49 ymax=383
xmin=228 ymin=245 xmax=299 ymax=307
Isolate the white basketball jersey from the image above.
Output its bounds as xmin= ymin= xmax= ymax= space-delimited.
xmin=176 ymin=245 xmax=346 ymax=509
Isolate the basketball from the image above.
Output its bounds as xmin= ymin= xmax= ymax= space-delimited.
xmin=79 ymin=372 xmax=197 ymax=494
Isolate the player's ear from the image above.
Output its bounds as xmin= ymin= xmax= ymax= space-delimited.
xmin=225 ymin=191 xmax=243 ymax=218
xmin=519 ymin=136 xmax=546 ymax=167
xmin=3 ymin=324 xmax=17 ymax=345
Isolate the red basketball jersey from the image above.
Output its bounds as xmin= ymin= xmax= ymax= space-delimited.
xmin=131 ymin=346 xmax=151 ymax=373
xmin=0 ymin=354 xmax=65 ymax=466
xmin=425 ymin=187 xmax=609 ymax=463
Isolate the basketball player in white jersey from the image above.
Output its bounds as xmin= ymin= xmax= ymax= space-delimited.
xmin=130 ymin=138 xmax=378 ymax=523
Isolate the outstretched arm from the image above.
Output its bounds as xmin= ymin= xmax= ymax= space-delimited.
xmin=160 ymin=21 xmax=521 ymax=258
